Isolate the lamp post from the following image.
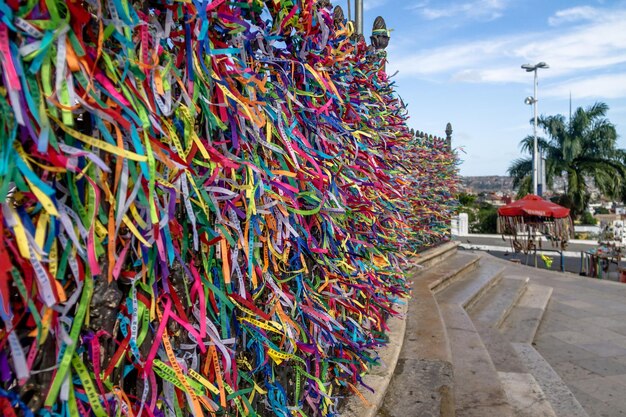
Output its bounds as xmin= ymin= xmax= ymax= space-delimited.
xmin=521 ymin=62 xmax=549 ymax=196
xmin=355 ymin=0 xmax=363 ymax=35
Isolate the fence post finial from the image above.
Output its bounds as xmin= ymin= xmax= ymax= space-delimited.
xmin=371 ymin=16 xmax=390 ymax=50
xmin=445 ymin=122 xmax=453 ymax=150
xmin=333 ymin=6 xmax=345 ymax=29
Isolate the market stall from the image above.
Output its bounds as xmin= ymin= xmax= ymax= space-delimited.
xmin=497 ymin=194 xmax=574 ymax=269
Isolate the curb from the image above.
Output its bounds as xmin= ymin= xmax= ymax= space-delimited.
xmin=459 ymin=243 xmax=584 ymax=258
xmin=456 ymin=234 xmax=599 ymax=245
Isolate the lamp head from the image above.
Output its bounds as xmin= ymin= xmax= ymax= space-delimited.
xmin=521 ymin=62 xmax=550 ymax=72
xmin=524 ymin=96 xmax=536 ymax=105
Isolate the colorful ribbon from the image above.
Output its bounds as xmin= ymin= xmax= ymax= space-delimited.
xmin=0 ymin=0 xmax=458 ymax=416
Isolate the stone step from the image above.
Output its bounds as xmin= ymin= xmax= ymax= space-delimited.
xmin=433 ymin=257 xmax=519 ymax=416
xmin=435 ymin=261 xmax=505 ymax=308
xmin=346 ymin=243 xmax=462 ymax=417
xmin=378 ymin=355 xmax=454 ymax=417
xmin=469 ymin=276 xmax=529 ymax=329
xmin=378 ymin=249 xmax=461 ymax=416
xmin=512 ymin=343 xmax=589 ymax=417
xmin=346 ymin=243 xmax=468 ymax=417
xmin=343 ymin=302 xmax=408 ymax=417
xmin=501 ymin=284 xmax=553 ymax=344
xmin=498 ymin=371 xmax=558 ymax=417
xmin=439 ymin=301 xmax=515 ymax=417
xmin=474 ymin=323 xmax=528 ymax=374
xmin=413 ymin=240 xmax=460 ymax=269
xmin=379 ymin=290 xmax=454 ymax=416
xmin=425 ymin=252 xmax=481 ymax=294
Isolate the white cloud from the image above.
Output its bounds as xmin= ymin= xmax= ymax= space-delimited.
xmin=543 ymin=73 xmax=626 ymax=100
xmin=548 ymin=6 xmax=599 ymax=26
xmin=409 ymin=0 xmax=508 ymax=21
xmin=364 ymin=0 xmax=390 ymax=11
xmin=514 ymin=10 xmax=626 ymax=72
xmin=451 ymin=67 xmax=523 ymax=83
xmin=387 ymin=6 xmax=626 ymax=99
xmin=387 ymin=35 xmax=529 ymax=78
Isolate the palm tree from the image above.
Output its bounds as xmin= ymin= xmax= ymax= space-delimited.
xmin=508 ymin=102 xmax=625 ymax=218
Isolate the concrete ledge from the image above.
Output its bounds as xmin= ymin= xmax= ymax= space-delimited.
xmin=456 ymin=234 xmax=598 ymax=245
xmin=460 ymin=243 xmax=585 ymax=259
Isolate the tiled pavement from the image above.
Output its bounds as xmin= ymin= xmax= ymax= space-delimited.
xmin=489 ymin=253 xmax=626 ymax=417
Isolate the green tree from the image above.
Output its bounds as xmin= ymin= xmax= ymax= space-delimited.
xmin=457 ymin=192 xmax=477 ymax=206
xmin=508 ymin=102 xmax=626 ymax=218
xmin=475 ymin=205 xmax=499 ymax=233
xmin=579 ymin=211 xmax=597 ymax=225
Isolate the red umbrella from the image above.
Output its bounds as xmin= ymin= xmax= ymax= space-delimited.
xmin=497 ymin=194 xmax=574 ymax=253
xmin=498 ymin=194 xmax=570 ymax=218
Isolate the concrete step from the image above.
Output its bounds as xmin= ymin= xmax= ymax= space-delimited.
xmin=435 ymin=262 xmax=505 ymax=308
xmin=379 ymin=286 xmax=454 ymax=417
xmin=378 ymin=249 xmax=461 ymax=416
xmin=474 ymin=323 xmax=528 ymax=374
xmin=501 ymin=284 xmax=553 ymax=344
xmin=433 ymin=257 xmax=520 ymax=416
xmin=345 ymin=244 xmax=461 ymax=417
xmin=425 ymin=252 xmax=481 ymax=294
xmin=439 ymin=301 xmax=515 ymax=417
xmin=413 ymin=240 xmax=460 ymax=269
xmin=498 ymin=371 xmax=558 ymax=417
xmin=512 ymin=343 xmax=589 ymax=417
xmin=469 ymin=276 xmax=529 ymax=328
xmin=343 ymin=302 xmax=408 ymax=417
xmin=378 ymin=355 xmax=454 ymax=417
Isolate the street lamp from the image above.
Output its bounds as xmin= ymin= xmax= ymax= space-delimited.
xmin=355 ymin=0 xmax=363 ymax=35
xmin=521 ymin=62 xmax=549 ymax=196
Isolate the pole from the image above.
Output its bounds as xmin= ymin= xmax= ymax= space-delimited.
xmin=522 ymin=62 xmax=548 ymax=196
xmin=533 ymin=68 xmax=538 ymax=196
xmin=355 ymin=0 xmax=363 ymax=35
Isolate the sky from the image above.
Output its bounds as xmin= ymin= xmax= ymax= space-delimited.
xmin=339 ymin=0 xmax=626 ymax=176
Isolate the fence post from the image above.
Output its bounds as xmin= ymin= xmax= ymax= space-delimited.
xmin=446 ymin=123 xmax=454 ymax=240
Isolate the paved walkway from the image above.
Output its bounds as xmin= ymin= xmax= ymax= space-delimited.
xmin=455 ymin=235 xmax=626 ymax=279
xmin=481 ymin=252 xmax=626 ymax=417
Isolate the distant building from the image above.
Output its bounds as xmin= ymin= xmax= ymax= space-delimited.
xmin=476 ymin=191 xmax=514 ymax=207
